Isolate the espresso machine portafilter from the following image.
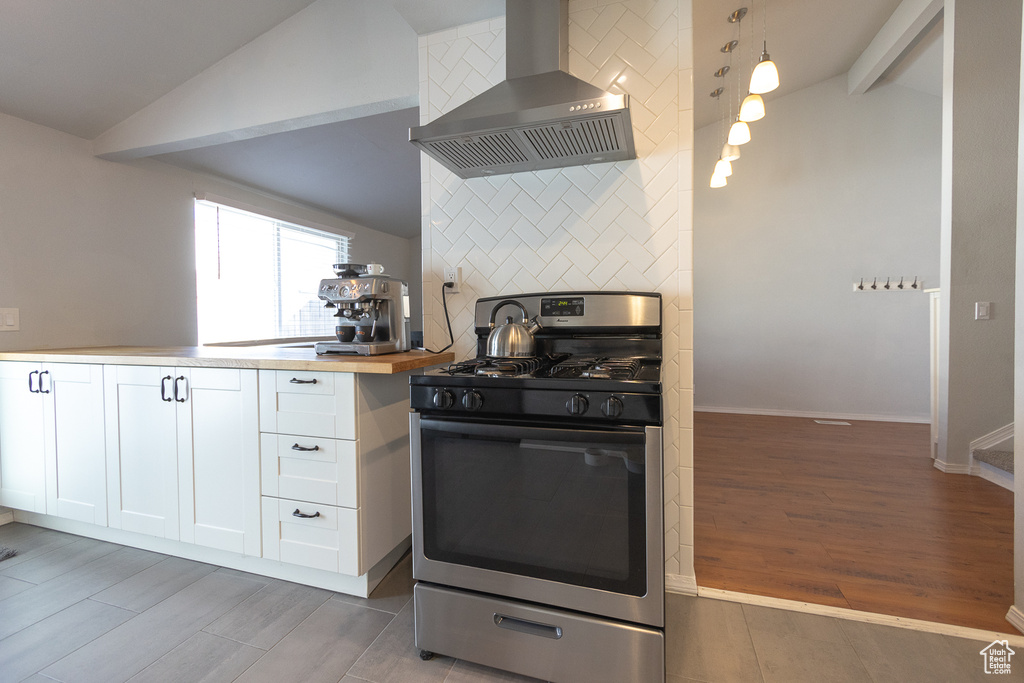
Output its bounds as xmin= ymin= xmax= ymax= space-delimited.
xmin=314 ymin=264 xmax=411 ymax=356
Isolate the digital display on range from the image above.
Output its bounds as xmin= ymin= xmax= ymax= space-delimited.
xmin=541 ymin=297 xmax=585 ymax=317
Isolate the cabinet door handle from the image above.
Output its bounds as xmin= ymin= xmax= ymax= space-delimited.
xmin=28 ymin=370 xmax=39 ymax=393
xmin=38 ymin=370 xmax=51 ymax=394
xmin=160 ymin=375 xmax=173 ymax=402
xmin=289 ymin=377 xmax=318 ymax=384
xmin=174 ymin=376 xmax=188 ymax=403
xmin=292 ymin=508 xmax=321 ymax=519
xmin=291 ymin=443 xmax=320 ymax=452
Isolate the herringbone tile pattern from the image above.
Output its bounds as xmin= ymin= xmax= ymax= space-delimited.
xmin=418 ymin=0 xmax=693 ymax=579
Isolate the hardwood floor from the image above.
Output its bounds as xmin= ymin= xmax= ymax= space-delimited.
xmin=693 ymin=411 xmax=1017 ymax=633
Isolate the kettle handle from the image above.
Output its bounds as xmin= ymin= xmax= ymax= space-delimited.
xmin=488 ymin=299 xmax=528 ymax=328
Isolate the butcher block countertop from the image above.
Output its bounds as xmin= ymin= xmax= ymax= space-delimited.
xmin=0 ymin=346 xmax=455 ymax=375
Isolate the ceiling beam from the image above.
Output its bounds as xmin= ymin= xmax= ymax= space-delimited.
xmin=847 ymin=0 xmax=943 ymax=96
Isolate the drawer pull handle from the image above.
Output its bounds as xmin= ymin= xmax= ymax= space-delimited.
xmin=493 ymin=613 xmax=562 ymax=640
xmin=38 ymin=370 xmax=51 ymax=394
xmin=160 ymin=375 xmax=173 ymax=402
xmin=292 ymin=508 xmax=321 ymax=519
xmin=291 ymin=443 xmax=320 ymax=452
xmin=289 ymin=378 xmax=318 ymax=384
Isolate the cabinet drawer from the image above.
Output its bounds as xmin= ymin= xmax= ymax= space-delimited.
xmin=260 ymin=434 xmax=357 ymax=508
xmin=258 ymin=370 xmax=356 ymax=439
xmin=261 ymin=497 xmax=359 ymax=575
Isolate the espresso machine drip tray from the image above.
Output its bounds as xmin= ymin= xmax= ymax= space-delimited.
xmin=315 ymin=340 xmax=405 ymax=356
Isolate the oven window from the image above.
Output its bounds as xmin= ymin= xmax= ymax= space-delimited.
xmin=419 ymin=420 xmax=648 ymax=596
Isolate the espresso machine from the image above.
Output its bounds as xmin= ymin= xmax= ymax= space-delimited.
xmin=314 ymin=264 xmax=411 ymax=356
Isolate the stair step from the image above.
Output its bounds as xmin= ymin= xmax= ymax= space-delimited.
xmin=973 ymin=448 xmax=1014 ymax=474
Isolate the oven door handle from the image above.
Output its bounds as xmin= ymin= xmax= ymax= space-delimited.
xmin=419 ymin=418 xmax=645 ymax=445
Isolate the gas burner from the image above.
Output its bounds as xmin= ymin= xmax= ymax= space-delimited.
xmin=548 ymin=357 xmax=643 ymax=380
xmin=582 ymin=358 xmax=642 ymax=380
xmin=475 ymin=357 xmax=542 ymax=377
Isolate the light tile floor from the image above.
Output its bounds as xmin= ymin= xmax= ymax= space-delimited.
xmin=0 ymin=523 xmax=1018 ymax=682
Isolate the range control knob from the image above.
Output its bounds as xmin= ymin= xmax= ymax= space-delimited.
xmin=566 ymin=394 xmax=589 ymax=416
xmin=462 ymin=390 xmax=484 ymax=411
xmin=432 ymin=389 xmax=454 ymax=409
xmin=601 ymin=396 xmax=624 ymax=418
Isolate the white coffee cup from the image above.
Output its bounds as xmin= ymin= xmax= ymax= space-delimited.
xmin=366 ymin=263 xmax=385 ymax=275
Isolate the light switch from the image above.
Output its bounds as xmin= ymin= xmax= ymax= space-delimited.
xmin=975 ymin=302 xmax=991 ymax=320
xmin=0 ymin=308 xmax=19 ymax=331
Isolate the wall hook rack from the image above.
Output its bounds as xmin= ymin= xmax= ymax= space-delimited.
xmin=853 ymin=276 xmax=923 ymax=292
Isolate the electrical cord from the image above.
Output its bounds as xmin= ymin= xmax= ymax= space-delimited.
xmin=418 ymin=281 xmax=455 ymax=354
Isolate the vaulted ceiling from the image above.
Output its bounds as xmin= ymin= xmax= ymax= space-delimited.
xmin=0 ymin=0 xmax=938 ymax=238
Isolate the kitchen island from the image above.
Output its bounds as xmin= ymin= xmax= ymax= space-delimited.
xmin=0 ymin=346 xmax=453 ymax=597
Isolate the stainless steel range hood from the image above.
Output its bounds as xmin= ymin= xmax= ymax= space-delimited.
xmin=409 ymin=0 xmax=636 ymax=179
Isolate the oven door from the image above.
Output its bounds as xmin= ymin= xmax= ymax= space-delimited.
xmin=410 ymin=413 xmax=663 ymax=627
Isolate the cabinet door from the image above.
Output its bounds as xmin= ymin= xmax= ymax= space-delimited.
xmin=104 ymin=365 xmax=179 ymax=540
xmin=0 ymin=361 xmax=46 ymax=512
xmin=43 ymin=363 xmax=107 ymax=525
xmin=179 ymin=368 xmax=260 ymax=556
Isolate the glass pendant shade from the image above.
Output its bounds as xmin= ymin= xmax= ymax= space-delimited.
xmin=749 ymin=51 xmax=779 ymax=94
xmin=714 ymin=158 xmax=733 ymax=178
xmin=728 ymin=119 xmax=751 ymax=145
xmin=739 ymin=93 xmax=765 ymax=122
xmin=721 ymin=142 xmax=741 ymax=162
xmin=710 ymin=173 xmax=728 ymax=188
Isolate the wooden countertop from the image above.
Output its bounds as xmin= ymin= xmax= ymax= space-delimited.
xmin=0 ymin=346 xmax=455 ymax=374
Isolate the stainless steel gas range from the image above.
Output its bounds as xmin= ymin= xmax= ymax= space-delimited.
xmin=409 ymin=291 xmax=664 ymax=683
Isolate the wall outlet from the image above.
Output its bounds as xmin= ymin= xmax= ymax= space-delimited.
xmin=443 ymin=267 xmax=462 ymax=294
xmin=0 ymin=308 xmax=19 ymax=331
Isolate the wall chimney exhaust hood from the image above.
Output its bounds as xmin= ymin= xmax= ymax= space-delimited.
xmin=409 ymin=0 xmax=636 ymax=179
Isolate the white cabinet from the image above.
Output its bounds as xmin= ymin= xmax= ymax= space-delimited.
xmin=180 ymin=368 xmax=260 ymax=556
xmin=0 ymin=362 xmax=106 ymax=523
xmin=259 ymin=369 xmax=410 ymax=577
xmin=104 ymin=365 xmax=259 ymax=554
xmin=0 ymin=362 xmax=46 ymax=513
xmin=43 ymin=364 xmax=107 ymax=525
xmin=104 ymin=365 xmax=181 ymax=539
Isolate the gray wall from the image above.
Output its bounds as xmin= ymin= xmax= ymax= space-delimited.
xmin=938 ymin=0 xmax=1020 ymax=469
xmin=694 ymin=76 xmax=941 ymax=421
xmin=0 ymin=111 xmax=415 ymax=351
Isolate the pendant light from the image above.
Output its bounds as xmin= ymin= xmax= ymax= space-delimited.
xmin=710 ymin=172 xmax=728 ymax=188
xmin=749 ymin=0 xmax=779 ymax=94
xmin=726 ymin=10 xmax=750 ymax=146
xmin=727 ymin=119 xmax=751 ymax=145
xmin=714 ymin=158 xmax=733 ymax=178
xmin=710 ymin=85 xmax=731 ymax=188
xmin=739 ymin=12 xmax=765 ymax=122
xmin=739 ymin=94 xmax=765 ymax=122
xmin=722 ymin=142 xmax=741 ymax=162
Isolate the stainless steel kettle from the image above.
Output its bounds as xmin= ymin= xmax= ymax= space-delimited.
xmin=487 ymin=299 xmax=542 ymax=358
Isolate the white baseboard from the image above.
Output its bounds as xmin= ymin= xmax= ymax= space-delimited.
xmin=933 ymin=459 xmax=971 ymax=475
xmin=699 ymin=587 xmax=1024 ymax=642
xmin=1007 ymin=605 xmax=1024 ymax=635
xmin=970 ymin=423 xmax=1015 ymax=452
xmin=694 ymin=405 xmax=929 ymax=424
xmin=13 ymin=510 xmax=408 ymax=598
xmin=0 ymin=508 xmax=13 ymax=526
xmin=665 ymin=573 xmax=698 ymax=596
xmin=971 ymin=461 xmax=1014 ymax=491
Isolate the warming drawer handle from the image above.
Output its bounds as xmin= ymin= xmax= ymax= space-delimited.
xmin=292 ymin=508 xmax=321 ymax=519
xmin=493 ymin=613 xmax=563 ymax=640
xmin=291 ymin=443 xmax=320 ymax=452
xmin=289 ymin=377 xmax=318 ymax=384
xmin=420 ymin=418 xmax=645 ymax=445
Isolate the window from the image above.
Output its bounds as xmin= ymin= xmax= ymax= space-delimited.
xmin=194 ymin=198 xmax=351 ymax=344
